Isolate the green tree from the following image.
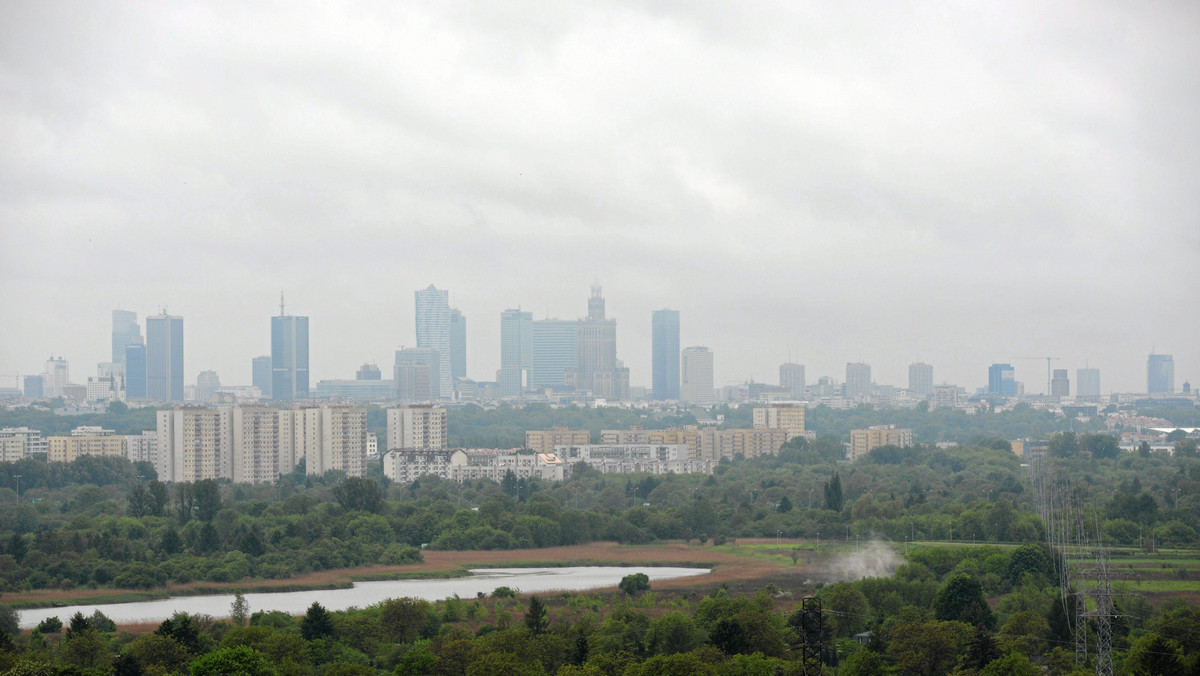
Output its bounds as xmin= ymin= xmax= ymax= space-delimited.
xmin=648 ymin=612 xmax=705 ymax=655
xmin=887 ymin=620 xmax=964 ymax=676
xmin=619 ymin=573 xmax=651 ymax=596
xmin=332 ymin=476 xmax=385 ymax=513
xmin=0 ymin=605 xmax=17 ymax=638
xmin=231 ymin=591 xmax=249 ymax=627
xmin=524 ymin=596 xmax=549 ymax=635
xmin=189 ymin=645 xmax=275 ymax=676
xmin=128 ymin=483 xmax=151 ymax=517
xmin=1048 ymin=432 xmax=1078 ymax=458
xmin=777 ymin=495 xmax=793 ymax=513
xmin=194 ymin=479 xmax=222 ymax=522
xmin=962 ymin=624 xmax=1000 ymax=671
xmin=380 ymin=597 xmax=433 ymax=643
xmin=980 ymin=652 xmax=1040 ymax=676
xmin=300 ymin=602 xmax=334 ymax=640
xmin=824 ymin=471 xmax=844 ymax=512
xmin=933 ymin=574 xmax=994 ymax=629
xmin=1123 ymin=633 xmax=1185 ymax=676
xmin=1175 ymin=439 xmax=1198 ymax=458
xmin=148 ymin=480 xmax=169 ymax=516
xmin=60 ymin=628 xmax=111 ymax=670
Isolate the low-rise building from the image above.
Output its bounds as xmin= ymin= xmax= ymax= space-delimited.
xmin=600 ymin=427 xmax=701 ymax=457
xmin=699 ymin=428 xmax=789 ymax=461
xmin=526 ymin=428 xmax=590 ymax=454
xmin=47 ymin=426 xmax=125 ymax=463
xmin=849 ymin=425 xmax=913 ymax=461
xmin=0 ymin=427 xmax=47 ymax=456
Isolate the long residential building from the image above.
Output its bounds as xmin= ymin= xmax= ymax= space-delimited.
xmin=155 ymin=404 xmax=372 ymax=483
xmin=526 ymin=428 xmax=590 ymax=454
xmin=699 ymin=428 xmax=789 ymax=461
xmin=600 ymin=427 xmax=701 ymax=458
xmin=849 ymin=425 xmax=914 ymax=462
xmin=47 ymin=427 xmax=125 ymax=463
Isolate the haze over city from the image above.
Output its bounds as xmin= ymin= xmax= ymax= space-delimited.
xmin=2 ymin=2 xmax=1197 ymax=394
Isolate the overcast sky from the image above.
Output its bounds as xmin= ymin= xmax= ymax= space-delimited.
xmin=2 ymin=1 xmax=1198 ymax=396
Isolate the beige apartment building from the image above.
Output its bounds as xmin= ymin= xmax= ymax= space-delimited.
xmin=752 ymin=404 xmax=806 ymax=440
xmin=600 ymin=427 xmax=702 ymax=458
xmin=849 ymin=425 xmax=914 ymax=462
xmin=526 ymin=428 xmax=590 ymax=455
xmin=699 ymin=428 xmax=788 ymax=461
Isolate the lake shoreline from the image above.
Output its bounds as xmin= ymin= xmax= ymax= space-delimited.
xmin=1 ymin=541 xmax=764 ymax=610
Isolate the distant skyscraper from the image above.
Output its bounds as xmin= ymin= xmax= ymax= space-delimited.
xmin=146 ymin=313 xmax=184 ymax=401
xmin=44 ymin=356 xmax=69 ymax=397
xmin=125 ymin=345 xmax=147 ymax=399
xmin=651 ymin=309 xmax=680 ymax=401
xmin=1050 ymin=369 xmax=1070 ymax=399
xmin=574 ymin=285 xmax=625 ymax=399
xmin=499 ymin=309 xmax=533 ymax=397
xmin=780 ymin=363 xmax=806 ymax=398
xmin=681 ymin=346 xmax=714 ymax=404
xmin=1147 ymin=354 xmax=1174 ymax=394
xmin=112 ymin=310 xmax=143 ymax=365
xmin=908 ymin=363 xmax=933 ymax=397
xmin=450 ymin=309 xmax=466 ymax=382
xmin=1076 ymin=368 xmax=1100 ymax=399
xmin=988 ymin=363 xmax=1016 ymax=397
xmin=271 ymin=301 xmax=309 ymax=400
xmin=23 ymin=375 xmax=43 ymax=399
xmin=252 ymin=356 xmax=272 ymax=397
xmin=196 ymin=370 xmax=221 ymax=403
xmin=845 ymin=362 xmax=872 ymax=400
xmin=356 ymin=363 xmax=382 ymax=380
xmin=530 ymin=319 xmax=578 ymax=389
xmin=395 ymin=347 xmax=440 ymax=401
xmin=415 ymin=285 xmax=453 ymax=399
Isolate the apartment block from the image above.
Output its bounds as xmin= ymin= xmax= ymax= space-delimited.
xmin=387 ymin=405 xmax=448 ymax=450
xmin=849 ymin=425 xmax=914 ymax=462
xmin=699 ymin=428 xmax=788 ymax=461
xmin=526 ymin=428 xmax=590 ymax=455
xmin=752 ymin=404 xmax=806 ymax=440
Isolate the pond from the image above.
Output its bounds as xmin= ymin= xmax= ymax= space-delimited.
xmin=18 ymin=566 xmax=710 ymax=628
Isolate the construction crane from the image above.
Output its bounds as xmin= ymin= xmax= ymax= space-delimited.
xmin=1016 ymin=357 xmax=1060 ymax=396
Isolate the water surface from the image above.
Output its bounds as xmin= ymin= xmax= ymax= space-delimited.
xmin=18 ymin=566 xmax=709 ymax=628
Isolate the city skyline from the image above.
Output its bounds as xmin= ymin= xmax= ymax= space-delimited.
xmin=1 ymin=3 xmax=1197 ymax=395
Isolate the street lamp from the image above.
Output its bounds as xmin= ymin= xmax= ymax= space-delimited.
xmin=12 ymin=474 xmax=20 ymax=499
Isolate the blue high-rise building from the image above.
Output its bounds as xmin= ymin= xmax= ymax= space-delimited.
xmin=252 ymin=355 xmax=272 ymax=398
xmin=651 ymin=309 xmax=680 ymax=400
xmin=272 ymin=307 xmax=309 ymax=400
xmin=146 ymin=313 xmax=183 ymax=401
xmin=125 ymin=344 xmax=147 ymax=399
xmin=988 ymin=363 xmax=1016 ymax=397
xmin=1148 ymin=354 xmax=1174 ymax=394
xmin=499 ymin=309 xmax=533 ymax=397
xmin=112 ymin=310 xmax=142 ymax=364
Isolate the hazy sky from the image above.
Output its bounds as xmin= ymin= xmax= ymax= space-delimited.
xmin=2 ymin=1 xmax=1198 ymax=396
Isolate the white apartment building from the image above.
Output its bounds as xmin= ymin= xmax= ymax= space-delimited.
xmin=681 ymin=347 xmax=714 ymax=404
xmin=386 ymin=405 xmax=447 ymax=450
xmin=125 ymin=431 xmax=158 ymax=466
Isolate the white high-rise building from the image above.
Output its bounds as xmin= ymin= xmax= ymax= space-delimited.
xmin=1077 ymin=368 xmax=1101 ymax=399
xmin=779 ymin=363 xmax=806 ymax=399
xmin=387 ymin=405 xmax=447 ymax=450
xmin=232 ymin=406 xmax=285 ymax=484
xmin=908 ymin=363 xmax=933 ymax=397
xmin=44 ymin=356 xmax=69 ymax=397
xmin=156 ymin=407 xmax=233 ymax=483
xmin=845 ymin=362 xmax=872 ymax=400
xmin=305 ymin=405 xmax=370 ymax=478
xmin=415 ymin=285 xmax=453 ymax=399
xmin=681 ymin=347 xmax=714 ymax=404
